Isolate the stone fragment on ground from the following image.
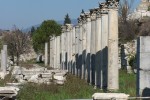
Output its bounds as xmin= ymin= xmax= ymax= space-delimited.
xmin=10 ymin=64 xmax=68 ymax=85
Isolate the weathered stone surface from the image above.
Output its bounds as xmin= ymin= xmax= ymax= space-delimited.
xmin=137 ymin=36 xmax=150 ymax=96
xmin=92 ymin=93 xmax=129 ymax=100
xmin=0 ymin=86 xmax=19 ymax=98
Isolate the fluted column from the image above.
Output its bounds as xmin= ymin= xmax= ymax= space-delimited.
xmin=81 ymin=14 xmax=87 ymax=80
xmin=107 ymin=0 xmax=119 ymax=90
xmin=78 ymin=18 xmax=83 ymax=78
xmin=53 ymin=37 xmax=57 ymax=69
xmin=45 ymin=42 xmax=48 ymax=66
xmin=90 ymin=9 xmax=96 ymax=85
xmin=95 ymin=9 xmax=102 ymax=88
xmin=72 ymin=27 xmax=76 ymax=74
xmin=85 ymin=13 xmax=91 ymax=83
xmin=50 ymin=36 xmax=54 ymax=68
xmin=75 ymin=26 xmax=79 ymax=76
xmin=101 ymin=6 xmax=109 ymax=89
xmin=56 ymin=36 xmax=60 ymax=69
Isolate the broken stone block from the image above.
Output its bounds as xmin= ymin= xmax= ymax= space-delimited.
xmin=92 ymin=93 xmax=129 ymax=100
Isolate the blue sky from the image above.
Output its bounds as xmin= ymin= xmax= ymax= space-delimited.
xmin=0 ymin=0 xmax=140 ymax=30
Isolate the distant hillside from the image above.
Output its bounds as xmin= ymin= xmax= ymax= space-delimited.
xmin=22 ymin=19 xmax=78 ymax=33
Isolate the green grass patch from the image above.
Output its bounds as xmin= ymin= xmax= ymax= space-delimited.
xmin=119 ymin=70 xmax=136 ymax=96
xmin=0 ymin=69 xmax=136 ymax=99
xmin=17 ymin=74 xmax=102 ymax=100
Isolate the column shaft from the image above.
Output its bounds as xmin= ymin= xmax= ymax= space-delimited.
xmin=86 ymin=17 xmax=91 ymax=83
xmin=95 ymin=13 xmax=102 ymax=88
xmin=108 ymin=9 xmax=119 ymax=90
xmin=45 ymin=42 xmax=48 ymax=66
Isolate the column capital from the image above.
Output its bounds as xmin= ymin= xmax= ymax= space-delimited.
xmin=95 ymin=8 xmax=101 ymax=18
xmin=65 ymin=24 xmax=73 ymax=32
xmin=61 ymin=25 xmax=66 ymax=33
xmin=90 ymin=9 xmax=96 ymax=21
xmin=78 ymin=17 xmax=82 ymax=26
xmin=80 ymin=13 xmax=87 ymax=24
xmin=99 ymin=3 xmax=109 ymax=15
xmin=85 ymin=12 xmax=91 ymax=22
xmin=106 ymin=0 xmax=119 ymax=9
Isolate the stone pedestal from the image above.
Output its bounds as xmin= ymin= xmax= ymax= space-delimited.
xmin=137 ymin=36 xmax=150 ymax=96
xmin=108 ymin=8 xmax=119 ymax=90
xmin=44 ymin=42 xmax=48 ymax=66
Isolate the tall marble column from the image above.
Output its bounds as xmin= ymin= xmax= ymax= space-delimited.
xmin=107 ymin=0 xmax=119 ymax=90
xmin=95 ymin=8 xmax=102 ymax=88
xmin=64 ymin=26 xmax=67 ymax=70
xmin=101 ymin=5 xmax=109 ymax=89
xmin=66 ymin=24 xmax=73 ymax=72
xmin=50 ymin=36 xmax=54 ymax=68
xmin=85 ymin=12 xmax=91 ymax=83
xmin=45 ymin=42 xmax=48 ymax=66
xmin=75 ymin=25 xmax=79 ymax=76
xmin=53 ymin=37 xmax=57 ymax=69
xmin=72 ymin=27 xmax=76 ymax=75
xmin=69 ymin=26 xmax=73 ymax=73
xmin=81 ymin=13 xmax=87 ymax=80
xmin=56 ymin=36 xmax=60 ymax=69
xmin=1 ymin=45 xmax=7 ymax=74
xmin=3 ymin=45 xmax=7 ymax=72
xmin=90 ymin=9 xmax=96 ymax=85
xmin=78 ymin=17 xmax=83 ymax=78
xmin=60 ymin=26 xmax=66 ymax=70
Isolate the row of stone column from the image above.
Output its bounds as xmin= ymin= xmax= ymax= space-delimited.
xmin=47 ymin=0 xmax=119 ymax=90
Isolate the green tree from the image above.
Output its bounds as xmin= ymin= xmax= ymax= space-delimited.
xmin=81 ymin=9 xmax=84 ymax=14
xmin=30 ymin=26 xmax=36 ymax=37
xmin=64 ymin=13 xmax=71 ymax=25
xmin=32 ymin=20 xmax=61 ymax=53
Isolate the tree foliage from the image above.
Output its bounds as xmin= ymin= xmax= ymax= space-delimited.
xmin=30 ymin=26 xmax=36 ymax=37
xmin=32 ymin=20 xmax=61 ymax=53
xmin=64 ymin=13 xmax=71 ymax=25
xmin=3 ymin=27 xmax=30 ymax=65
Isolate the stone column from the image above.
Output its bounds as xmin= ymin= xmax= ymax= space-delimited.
xmin=75 ymin=25 xmax=79 ymax=76
xmin=53 ymin=37 xmax=57 ymax=69
xmin=1 ymin=50 xmax=6 ymax=74
xmin=90 ymin=9 xmax=96 ymax=85
xmin=66 ymin=24 xmax=72 ymax=72
xmin=69 ymin=26 xmax=73 ymax=73
xmin=72 ymin=27 xmax=76 ymax=75
xmin=85 ymin=13 xmax=91 ymax=83
xmin=101 ymin=6 xmax=109 ymax=89
xmin=95 ymin=9 xmax=102 ymax=88
xmin=78 ymin=18 xmax=83 ymax=78
xmin=60 ymin=26 xmax=66 ymax=70
xmin=107 ymin=1 xmax=119 ymax=90
xmin=56 ymin=36 xmax=60 ymax=69
xmin=45 ymin=42 xmax=48 ymax=66
xmin=81 ymin=13 xmax=87 ymax=80
xmin=3 ymin=45 xmax=7 ymax=71
xmin=49 ymin=36 xmax=54 ymax=68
